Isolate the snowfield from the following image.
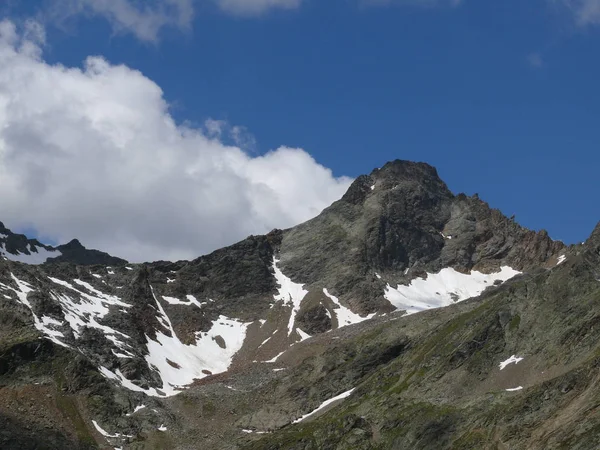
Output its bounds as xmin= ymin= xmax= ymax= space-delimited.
xmin=384 ymin=266 xmax=521 ymax=315
xmin=272 ymin=258 xmax=308 ymax=337
xmin=142 ymin=287 xmax=250 ymax=396
xmin=0 ymin=242 xmax=61 ymax=264
xmin=293 ymin=388 xmax=355 ymax=424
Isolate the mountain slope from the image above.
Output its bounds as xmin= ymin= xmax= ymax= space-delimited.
xmin=0 ymin=222 xmax=127 ymax=266
xmin=241 ymin=225 xmax=599 ymax=449
xmin=0 ymin=160 xmax=584 ymax=450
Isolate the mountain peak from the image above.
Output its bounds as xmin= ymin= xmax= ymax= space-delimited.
xmin=341 ymin=160 xmax=451 ymax=206
xmin=58 ymin=238 xmax=85 ymax=250
xmin=0 ymin=221 xmax=126 ymax=266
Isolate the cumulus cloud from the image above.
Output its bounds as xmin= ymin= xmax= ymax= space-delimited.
xmin=49 ymin=0 xmax=194 ymax=42
xmin=0 ymin=20 xmax=352 ymax=262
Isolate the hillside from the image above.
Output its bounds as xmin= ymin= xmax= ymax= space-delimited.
xmin=1 ymin=160 xmax=593 ymax=450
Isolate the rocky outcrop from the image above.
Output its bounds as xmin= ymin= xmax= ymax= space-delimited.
xmin=0 ymin=160 xmax=585 ymax=450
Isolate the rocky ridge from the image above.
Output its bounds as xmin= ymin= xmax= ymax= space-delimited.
xmin=0 ymin=160 xmax=588 ymax=450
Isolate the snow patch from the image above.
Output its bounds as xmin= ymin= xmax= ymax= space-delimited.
xmin=0 ymin=243 xmax=61 ymax=265
xmin=141 ymin=287 xmax=250 ymax=396
xmin=323 ymin=289 xmax=375 ymax=328
xmin=48 ymin=277 xmax=132 ymax=348
xmin=0 ymin=274 xmax=70 ymax=348
xmin=556 ymin=255 xmax=567 ymax=265
xmin=272 ymin=258 xmax=308 ymax=337
xmin=499 ymin=355 xmax=524 ymax=370
xmin=384 ymin=266 xmax=521 ymax=315
xmin=292 ymin=388 xmax=355 ymax=424
xmin=506 ymin=386 xmax=523 ymax=392
xmin=258 ymin=336 xmax=273 ymax=348
xmin=161 ymin=295 xmax=203 ymax=309
xmin=92 ymin=420 xmax=132 ymax=439
xmin=296 ymin=328 xmax=311 ymax=341
xmin=264 ymin=351 xmax=285 ymax=363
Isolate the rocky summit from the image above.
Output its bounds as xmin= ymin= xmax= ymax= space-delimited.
xmin=0 ymin=160 xmax=597 ymax=450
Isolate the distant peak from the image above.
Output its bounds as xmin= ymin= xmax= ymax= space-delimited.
xmin=586 ymin=221 xmax=600 ymax=248
xmin=58 ymin=239 xmax=85 ymax=250
xmin=372 ymin=160 xmax=443 ymax=183
xmin=341 ymin=160 xmax=451 ymax=205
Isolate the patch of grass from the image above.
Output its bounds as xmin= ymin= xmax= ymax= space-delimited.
xmin=509 ymin=314 xmax=521 ymax=331
xmin=450 ymin=429 xmax=487 ymax=449
xmin=55 ymin=393 xmax=96 ymax=447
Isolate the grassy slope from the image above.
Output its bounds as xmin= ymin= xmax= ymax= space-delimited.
xmin=241 ymin=250 xmax=600 ymax=450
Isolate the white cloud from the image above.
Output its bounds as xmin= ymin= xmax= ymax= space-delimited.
xmin=557 ymin=0 xmax=600 ymax=26
xmin=0 ymin=20 xmax=352 ymax=262
xmin=49 ymin=0 xmax=194 ymax=42
xmin=214 ymin=0 xmax=302 ymax=16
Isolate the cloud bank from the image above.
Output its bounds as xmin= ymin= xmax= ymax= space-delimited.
xmin=0 ymin=20 xmax=352 ymax=262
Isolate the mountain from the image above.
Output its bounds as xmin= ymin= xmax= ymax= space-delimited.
xmin=0 ymin=223 xmax=127 ymax=266
xmin=0 ymin=160 xmax=594 ymax=450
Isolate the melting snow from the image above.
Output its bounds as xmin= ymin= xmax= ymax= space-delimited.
xmin=297 ymin=328 xmax=311 ymax=341
xmin=139 ymin=288 xmax=250 ymax=396
xmin=506 ymin=386 xmax=523 ymax=392
xmin=323 ymin=289 xmax=375 ymax=328
xmin=258 ymin=336 xmax=273 ymax=348
xmin=92 ymin=420 xmax=132 ymax=439
xmin=128 ymin=405 xmax=146 ymax=415
xmin=556 ymin=255 xmax=567 ymax=265
xmin=99 ymin=366 xmax=163 ymax=397
xmin=264 ymin=351 xmax=285 ymax=363
xmin=499 ymin=355 xmax=524 ymax=370
xmin=272 ymin=258 xmax=308 ymax=337
xmin=384 ymin=266 xmax=521 ymax=315
xmin=0 ymin=243 xmax=61 ymax=265
xmin=48 ymin=277 xmax=132 ymax=347
xmin=158 ymin=425 xmax=167 ymax=432
xmin=161 ymin=295 xmax=202 ymax=309
xmin=0 ymin=274 xmax=69 ymax=348
xmin=292 ymin=388 xmax=355 ymax=424
xmin=112 ymin=349 xmax=133 ymax=359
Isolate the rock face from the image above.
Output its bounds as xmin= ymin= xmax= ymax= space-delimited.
xmin=0 ymin=159 xmax=590 ymax=450
xmin=0 ymin=222 xmax=126 ymax=266
xmin=278 ymin=160 xmax=564 ymax=314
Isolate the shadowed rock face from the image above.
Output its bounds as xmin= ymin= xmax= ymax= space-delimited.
xmin=0 ymin=160 xmax=584 ymax=450
xmin=50 ymin=239 xmax=127 ymax=266
xmin=0 ymin=222 xmax=126 ymax=266
xmin=278 ymin=160 xmax=564 ymax=314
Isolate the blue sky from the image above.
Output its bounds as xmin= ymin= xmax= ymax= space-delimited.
xmin=1 ymin=0 xmax=599 ymax=260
